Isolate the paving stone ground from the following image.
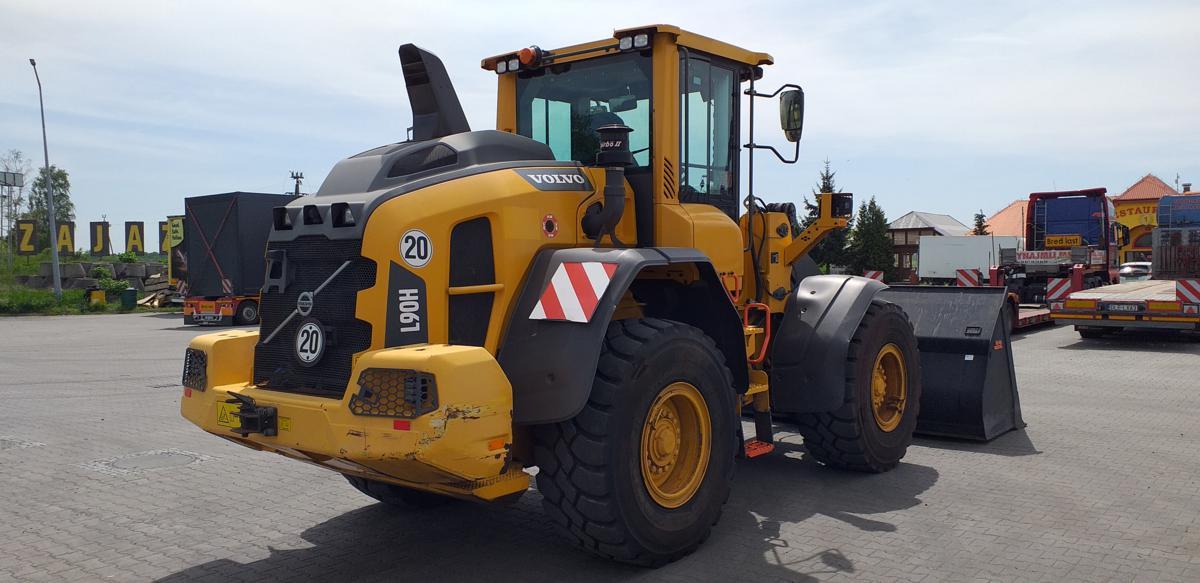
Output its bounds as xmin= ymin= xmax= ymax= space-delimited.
xmin=0 ymin=313 xmax=1197 ymax=582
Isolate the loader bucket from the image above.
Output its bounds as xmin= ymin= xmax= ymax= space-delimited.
xmin=876 ymin=286 xmax=1025 ymax=441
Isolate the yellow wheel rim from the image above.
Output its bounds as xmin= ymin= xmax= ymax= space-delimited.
xmin=870 ymin=343 xmax=908 ymax=433
xmin=640 ymin=382 xmax=711 ymax=509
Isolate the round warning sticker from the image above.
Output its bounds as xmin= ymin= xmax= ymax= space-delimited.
xmin=295 ymin=320 xmax=326 ymax=366
xmin=400 ymin=229 xmax=432 ymax=268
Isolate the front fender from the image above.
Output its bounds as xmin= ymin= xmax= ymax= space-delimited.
xmin=498 ymin=247 xmax=746 ymax=425
xmin=768 ymin=274 xmax=887 ymax=413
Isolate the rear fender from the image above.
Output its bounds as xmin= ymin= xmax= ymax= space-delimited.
xmin=768 ymin=275 xmax=886 ymax=413
xmin=498 ymin=247 xmax=747 ymax=425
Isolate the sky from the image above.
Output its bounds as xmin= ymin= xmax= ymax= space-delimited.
xmin=2 ymin=0 xmax=1199 ymax=251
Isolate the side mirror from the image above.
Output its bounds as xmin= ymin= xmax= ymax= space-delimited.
xmin=1118 ymin=224 xmax=1131 ymax=247
xmin=779 ymin=89 xmax=804 ymax=142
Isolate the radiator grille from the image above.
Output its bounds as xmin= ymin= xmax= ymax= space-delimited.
xmin=253 ymin=236 xmax=376 ymax=397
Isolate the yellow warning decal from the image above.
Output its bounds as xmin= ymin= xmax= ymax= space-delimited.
xmin=216 ymin=402 xmax=241 ymax=428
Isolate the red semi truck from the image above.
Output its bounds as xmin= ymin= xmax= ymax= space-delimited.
xmin=993 ymin=188 xmax=1122 ymax=303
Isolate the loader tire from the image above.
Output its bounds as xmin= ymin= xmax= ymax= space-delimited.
xmin=795 ymin=300 xmax=922 ymax=473
xmin=343 ymin=475 xmax=453 ymax=509
xmin=533 ymin=318 xmax=737 ymax=567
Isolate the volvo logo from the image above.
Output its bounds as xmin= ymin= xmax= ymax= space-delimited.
xmin=515 ymin=168 xmax=593 ymax=192
xmin=527 ymin=173 xmax=586 ymax=185
xmin=296 ymin=291 xmax=314 ymax=316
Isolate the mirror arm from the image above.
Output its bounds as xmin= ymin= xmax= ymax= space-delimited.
xmin=746 ymin=83 xmax=803 ymax=99
xmin=744 ymin=140 xmax=800 ymax=165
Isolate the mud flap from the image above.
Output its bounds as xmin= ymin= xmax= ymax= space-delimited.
xmin=876 ymin=286 xmax=1025 ymax=441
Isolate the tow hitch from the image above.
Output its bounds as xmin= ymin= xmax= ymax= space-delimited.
xmin=225 ymin=393 xmax=278 ymax=437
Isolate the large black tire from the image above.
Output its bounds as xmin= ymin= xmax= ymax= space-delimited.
xmin=234 ymin=300 xmax=259 ymax=325
xmin=794 ymin=300 xmax=922 ymax=473
xmin=344 ymin=475 xmax=453 ymax=509
xmin=533 ymin=318 xmax=737 ymax=567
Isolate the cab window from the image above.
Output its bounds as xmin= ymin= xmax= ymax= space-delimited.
xmin=680 ymin=53 xmax=739 ymax=218
xmin=515 ymin=52 xmax=652 ymax=168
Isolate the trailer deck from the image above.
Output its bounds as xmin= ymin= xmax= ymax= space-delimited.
xmin=1015 ymin=306 xmax=1052 ymax=329
xmin=1051 ymin=279 xmax=1200 ymax=331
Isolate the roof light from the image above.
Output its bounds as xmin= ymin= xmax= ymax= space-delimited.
xmin=507 ymin=58 xmax=519 ymax=72
xmin=331 ymin=202 xmax=355 ymax=227
xmin=302 ymin=205 xmax=323 ymax=225
xmin=273 ymin=207 xmax=293 ymax=230
xmin=496 ymin=60 xmax=508 ymax=73
xmin=633 ymin=33 xmax=649 ymax=48
xmin=618 ymin=36 xmax=633 ymax=51
xmin=518 ymin=46 xmax=543 ymax=66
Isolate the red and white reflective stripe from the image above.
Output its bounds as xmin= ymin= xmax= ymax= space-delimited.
xmin=863 ymin=271 xmax=884 ymax=281
xmin=1177 ymin=279 xmax=1200 ymax=304
xmin=1046 ymin=278 xmax=1072 ymax=301
xmin=956 ymin=269 xmax=982 ymax=287
xmin=529 ymin=262 xmax=618 ymax=323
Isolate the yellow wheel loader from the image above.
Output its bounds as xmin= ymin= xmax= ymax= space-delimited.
xmin=180 ymin=25 xmax=1017 ymax=565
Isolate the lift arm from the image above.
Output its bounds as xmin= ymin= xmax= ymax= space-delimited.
xmin=783 ymin=191 xmax=853 ymax=266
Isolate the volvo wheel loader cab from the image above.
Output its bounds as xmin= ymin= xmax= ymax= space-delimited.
xmin=181 ymin=25 xmax=926 ymax=567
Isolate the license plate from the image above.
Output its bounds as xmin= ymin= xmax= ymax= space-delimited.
xmin=194 ymin=314 xmax=221 ymax=322
xmin=1104 ymin=303 xmax=1141 ymax=312
xmin=216 ymin=402 xmax=241 ymax=428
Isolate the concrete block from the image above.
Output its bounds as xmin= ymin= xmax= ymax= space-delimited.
xmin=123 ymin=263 xmax=147 ymax=278
xmin=124 ymin=277 xmax=145 ymax=291
xmin=13 ymin=275 xmax=29 ymax=286
xmin=144 ymin=263 xmax=165 ymax=277
xmin=68 ymin=278 xmax=98 ymax=289
xmin=39 ymin=262 xmax=53 ymax=277
xmin=24 ymin=275 xmax=45 ymax=288
xmin=60 ymin=263 xmax=86 ymax=278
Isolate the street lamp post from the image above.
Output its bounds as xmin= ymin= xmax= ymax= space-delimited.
xmin=30 ymin=58 xmax=62 ymax=299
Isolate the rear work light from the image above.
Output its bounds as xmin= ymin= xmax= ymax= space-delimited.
xmin=182 ymin=348 xmax=207 ymax=392
xmin=349 ymin=368 xmax=438 ymax=419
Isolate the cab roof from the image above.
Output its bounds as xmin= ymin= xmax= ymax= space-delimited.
xmin=481 ymin=24 xmax=773 ymax=71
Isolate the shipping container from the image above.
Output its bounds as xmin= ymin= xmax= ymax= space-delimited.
xmin=184 ymin=192 xmax=295 ymax=297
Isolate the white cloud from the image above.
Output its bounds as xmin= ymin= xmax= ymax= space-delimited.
xmin=1 ymin=0 xmax=1198 ymax=239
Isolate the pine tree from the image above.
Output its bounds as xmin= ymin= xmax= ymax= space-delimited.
xmin=22 ymin=165 xmax=74 ymax=250
xmin=800 ymin=159 xmax=852 ymax=269
xmin=972 ymin=210 xmax=989 ymax=235
xmin=847 ymin=196 xmax=893 ymax=278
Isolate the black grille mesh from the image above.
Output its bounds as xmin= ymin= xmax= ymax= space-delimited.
xmin=253 ymin=236 xmax=376 ymax=397
xmin=182 ymin=348 xmax=207 ymax=391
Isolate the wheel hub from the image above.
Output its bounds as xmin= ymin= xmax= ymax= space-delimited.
xmin=640 ymin=382 xmax=711 ymax=508
xmin=870 ymin=343 xmax=908 ymax=432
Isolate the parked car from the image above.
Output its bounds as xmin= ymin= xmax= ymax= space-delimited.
xmin=1118 ymin=261 xmax=1152 ymax=283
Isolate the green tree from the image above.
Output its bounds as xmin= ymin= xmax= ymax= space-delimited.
xmin=972 ymin=210 xmax=989 ymax=235
xmin=846 ymin=196 xmax=893 ymax=278
xmin=22 ymin=165 xmax=74 ymax=250
xmin=800 ymin=159 xmax=852 ymax=268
